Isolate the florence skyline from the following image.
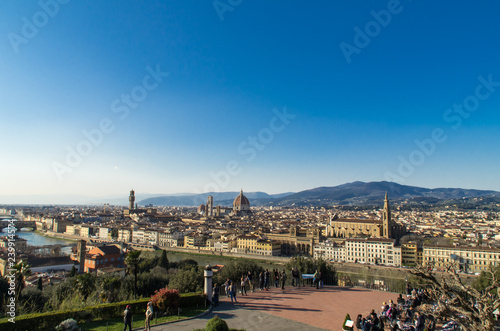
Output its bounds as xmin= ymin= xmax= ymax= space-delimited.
xmin=1 ymin=1 xmax=500 ymax=202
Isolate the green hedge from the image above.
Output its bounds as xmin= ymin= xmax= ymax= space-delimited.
xmin=0 ymin=292 xmax=206 ymax=331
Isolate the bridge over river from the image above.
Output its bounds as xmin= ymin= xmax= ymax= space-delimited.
xmin=0 ymin=220 xmax=36 ymax=230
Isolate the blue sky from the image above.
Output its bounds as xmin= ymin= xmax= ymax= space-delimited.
xmin=1 ymin=0 xmax=500 ymax=200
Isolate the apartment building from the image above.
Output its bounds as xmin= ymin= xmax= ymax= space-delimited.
xmin=256 ymin=239 xmax=281 ymax=256
xmin=158 ymin=231 xmax=184 ymax=247
xmin=313 ymin=240 xmax=346 ymax=262
xmin=236 ymin=234 xmax=259 ymax=254
xmin=345 ymin=238 xmax=401 ymax=266
xmin=423 ymin=245 xmax=500 ymax=273
xmin=401 ymin=242 xmax=423 ymax=266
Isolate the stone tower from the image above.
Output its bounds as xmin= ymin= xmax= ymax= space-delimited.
xmin=206 ymin=196 xmax=214 ymax=217
xmin=383 ymin=192 xmax=392 ymax=239
xmin=129 ymin=189 xmax=135 ymax=210
xmin=77 ymin=240 xmax=86 ymax=273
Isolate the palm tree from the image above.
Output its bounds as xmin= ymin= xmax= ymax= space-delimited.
xmin=125 ymin=250 xmax=141 ymax=299
xmin=12 ymin=260 xmax=31 ymax=303
xmin=76 ymin=272 xmax=96 ymax=300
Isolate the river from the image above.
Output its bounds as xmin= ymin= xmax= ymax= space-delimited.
xmin=1 ymin=229 xmax=74 ymax=254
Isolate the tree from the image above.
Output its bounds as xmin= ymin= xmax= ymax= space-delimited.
xmin=157 ymin=250 xmax=169 ymax=270
xmin=169 ymin=265 xmax=204 ymax=293
xmin=100 ymin=275 xmax=122 ymax=302
xmin=125 ymin=250 xmax=141 ymax=299
xmin=37 ymin=277 xmax=43 ymax=291
xmin=12 ymin=260 xmax=31 ymax=303
xmin=177 ymin=259 xmax=198 ymax=270
xmin=0 ymin=276 xmax=9 ymax=313
xmin=205 ymin=315 xmax=229 ymax=331
xmin=76 ymin=272 xmax=96 ymax=300
xmin=69 ymin=265 xmax=77 ymax=277
xmin=473 ymin=266 xmax=500 ymax=294
xmin=411 ymin=264 xmax=500 ymax=330
xmin=150 ymin=287 xmax=180 ymax=315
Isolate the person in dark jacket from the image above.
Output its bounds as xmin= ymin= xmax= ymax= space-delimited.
xmin=413 ymin=311 xmax=425 ymax=331
xmin=355 ymin=314 xmax=363 ymax=330
xmin=123 ymin=305 xmax=132 ymax=331
xmin=212 ymin=284 xmax=220 ymax=307
xmin=281 ymin=269 xmax=287 ymax=289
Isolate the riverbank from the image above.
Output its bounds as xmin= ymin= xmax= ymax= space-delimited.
xmin=41 ymin=230 xmax=84 ymax=242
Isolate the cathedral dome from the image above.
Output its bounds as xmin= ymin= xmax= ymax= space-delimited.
xmin=233 ymin=189 xmax=250 ymax=211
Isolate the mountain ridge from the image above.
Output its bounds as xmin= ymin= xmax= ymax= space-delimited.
xmin=138 ymin=181 xmax=500 ymax=207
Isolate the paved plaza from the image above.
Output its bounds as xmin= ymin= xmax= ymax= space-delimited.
xmin=151 ymin=285 xmax=400 ymax=331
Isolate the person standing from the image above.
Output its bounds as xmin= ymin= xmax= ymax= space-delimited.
xmin=264 ymin=269 xmax=270 ymax=290
xmin=312 ymin=270 xmax=318 ymax=288
xmin=281 ymin=269 xmax=287 ymax=290
xmin=123 ymin=305 xmax=132 ymax=331
xmin=144 ymin=302 xmax=153 ymax=331
xmin=247 ymin=270 xmax=254 ymax=292
xmin=240 ymin=275 xmax=247 ymax=296
xmin=212 ymin=284 xmax=219 ymax=307
xmin=259 ymin=271 xmax=264 ymax=290
xmin=224 ymin=278 xmax=231 ymax=298
xmin=229 ymin=281 xmax=237 ymax=303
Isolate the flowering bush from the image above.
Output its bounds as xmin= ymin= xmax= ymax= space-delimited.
xmin=55 ymin=318 xmax=79 ymax=331
xmin=150 ymin=287 xmax=180 ymax=315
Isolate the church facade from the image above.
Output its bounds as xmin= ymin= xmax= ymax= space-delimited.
xmin=325 ymin=194 xmax=406 ymax=242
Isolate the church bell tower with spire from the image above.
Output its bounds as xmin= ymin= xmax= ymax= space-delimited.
xmin=383 ymin=192 xmax=392 ymax=239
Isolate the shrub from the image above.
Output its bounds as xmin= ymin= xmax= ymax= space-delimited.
xmin=150 ymin=287 xmax=180 ymax=315
xmin=206 ymin=315 xmax=229 ymax=331
xmin=55 ymin=318 xmax=79 ymax=331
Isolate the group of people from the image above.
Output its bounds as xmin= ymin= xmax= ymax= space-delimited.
xmin=354 ymin=286 xmax=434 ymax=331
xmin=258 ymin=268 xmax=288 ymax=290
xmin=122 ymin=301 xmax=154 ymax=331
xmin=211 ymin=268 xmax=305 ymax=307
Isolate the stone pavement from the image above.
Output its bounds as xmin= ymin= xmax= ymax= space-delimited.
xmin=151 ymin=285 xmax=400 ymax=331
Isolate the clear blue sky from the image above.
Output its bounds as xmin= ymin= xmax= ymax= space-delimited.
xmin=1 ymin=0 xmax=500 ymax=200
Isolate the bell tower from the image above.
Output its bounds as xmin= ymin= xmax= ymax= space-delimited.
xmin=383 ymin=192 xmax=392 ymax=238
xmin=129 ymin=189 xmax=135 ymax=210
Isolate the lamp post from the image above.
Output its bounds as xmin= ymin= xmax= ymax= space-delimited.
xmin=204 ymin=264 xmax=213 ymax=305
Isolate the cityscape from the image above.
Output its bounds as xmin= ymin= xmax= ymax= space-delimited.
xmin=2 ymin=185 xmax=500 ymax=277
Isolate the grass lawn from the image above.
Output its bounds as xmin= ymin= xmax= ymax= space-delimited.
xmin=78 ymin=307 xmax=206 ymax=331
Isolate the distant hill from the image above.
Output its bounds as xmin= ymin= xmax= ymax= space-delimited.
xmin=270 ymin=181 xmax=500 ymax=207
xmin=138 ymin=191 xmax=294 ymax=207
xmin=136 ymin=181 xmax=500 ymax=208
xmin=12 ymin=181 xmax=495 ymax=207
